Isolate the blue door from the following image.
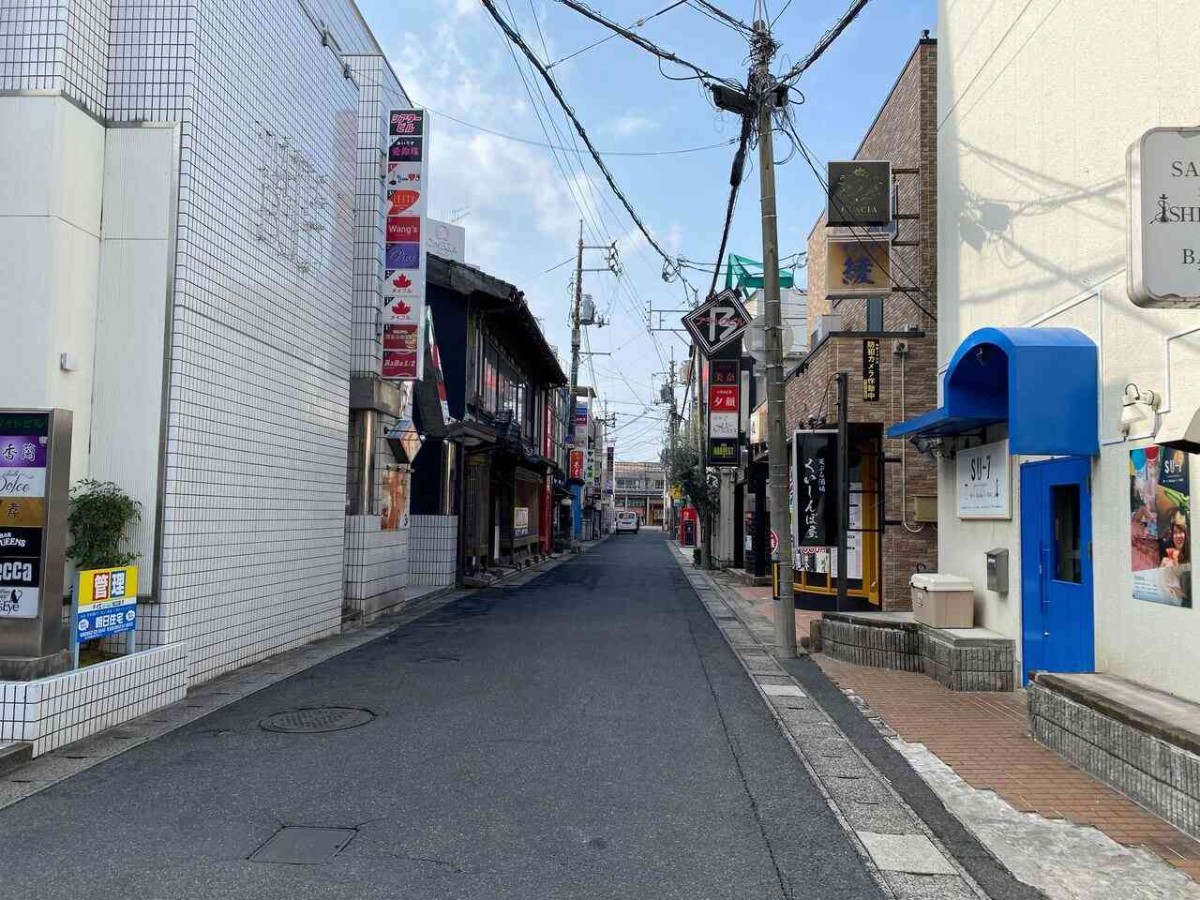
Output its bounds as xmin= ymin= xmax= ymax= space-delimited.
xmin=1019 ymin=457 xmax=1094 ymax=680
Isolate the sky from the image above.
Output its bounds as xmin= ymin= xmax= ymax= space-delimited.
xmin=359 ymin=0 xmax=936 ymax=461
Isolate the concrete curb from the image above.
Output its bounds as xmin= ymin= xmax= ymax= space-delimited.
xmin=670 ymin=547 xmax=1036 ymax=900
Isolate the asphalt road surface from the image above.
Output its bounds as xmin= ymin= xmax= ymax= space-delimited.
xmin=0 ymin=531 xmax=885 ymax=900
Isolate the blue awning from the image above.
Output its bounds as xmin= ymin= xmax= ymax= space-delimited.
xmin=888 ymin=327 xmax=1098 ymax=456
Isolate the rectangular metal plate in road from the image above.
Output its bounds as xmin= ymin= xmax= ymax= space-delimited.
xmin=249 ymin=827 xmax=356 ymax=865
xmin=856 ymin=832 xmax=956 ymax=876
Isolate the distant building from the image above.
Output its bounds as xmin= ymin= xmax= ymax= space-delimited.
xmin=613 ymin=461 xmax=667 ymax=526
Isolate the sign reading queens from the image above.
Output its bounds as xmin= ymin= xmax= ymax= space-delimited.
xmin=1129 ymin=127 xmax=1200 ymax=308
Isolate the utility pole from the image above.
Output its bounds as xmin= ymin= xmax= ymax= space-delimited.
xmin=570 ymin=220 xmax=584 ymax=402
xmin=567 ymin=220 xmax=620 ymax=545
xmin=753 ymin=19 xmax=796 ymax=658
xmin=568 ymin=220 xmax=585 ymax=547
xmin=696 ymin=345 xmax=711 ymax=570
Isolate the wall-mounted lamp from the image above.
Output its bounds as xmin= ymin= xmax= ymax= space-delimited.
xmin=1119 ymin=382 xmax=1162 ymax=441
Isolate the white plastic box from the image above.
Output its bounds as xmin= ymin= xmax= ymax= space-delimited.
xmin=910 ymin=573 xmax=975 ymax=628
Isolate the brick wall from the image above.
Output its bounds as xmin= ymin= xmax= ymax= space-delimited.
xmin=787 ymin=38 xmax=939 ymax=610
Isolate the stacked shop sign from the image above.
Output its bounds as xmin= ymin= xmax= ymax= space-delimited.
xmin=0 ymin=409 xmax=71 ymax=674
xmin=708 ymin=359 xmax=740 ymax=466
xmin=0 ymin=416 xmax=49 ymax=619
xmin=382 ymin=109 xmax=429 ymax=380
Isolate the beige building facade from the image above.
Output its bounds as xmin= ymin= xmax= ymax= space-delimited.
xmin=915 ymin=2 xmax=1200 ymax=700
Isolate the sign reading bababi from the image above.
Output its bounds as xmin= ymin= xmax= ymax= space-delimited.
xmin=383 ymin=109 xmax=429 ymax=380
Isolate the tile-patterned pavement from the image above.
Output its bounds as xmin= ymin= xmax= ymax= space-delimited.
xmin=730 ymin=579 xmax=1200 ymax=883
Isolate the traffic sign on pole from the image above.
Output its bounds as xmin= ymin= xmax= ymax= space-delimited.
xmin=681 ymin=289 xmax=751 ymax=356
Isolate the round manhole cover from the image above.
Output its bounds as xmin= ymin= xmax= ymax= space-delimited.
xmin=259 ymin=707 xmax=376 ymax=734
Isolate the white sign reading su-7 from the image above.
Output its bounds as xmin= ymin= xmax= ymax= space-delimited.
xmin=956 ymin=440 xmax=1011 ymax=519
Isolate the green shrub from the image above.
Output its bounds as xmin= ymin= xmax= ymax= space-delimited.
xmin=67 ymin=480 xmax=141 ymax=570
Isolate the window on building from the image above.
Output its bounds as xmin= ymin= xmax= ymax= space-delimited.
xmin=1053 ymin=483 xmax=1082 ymax=584
xmin=482 ymin=344 xmax=498 ymax=414
xmin=866 ymin=297 xmax=883 ymax=332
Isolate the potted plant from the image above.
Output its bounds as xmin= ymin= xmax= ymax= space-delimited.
xmin=66 ymin=480 xmax=141 ymax=664
xmin=67 ymin=480 xmax=141 ymax=571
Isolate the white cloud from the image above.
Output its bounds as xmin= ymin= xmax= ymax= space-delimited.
xmin=609 ymin=114 xmax=659 ymax=137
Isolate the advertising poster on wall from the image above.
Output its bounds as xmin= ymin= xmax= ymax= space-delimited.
xmin=1130 ymin=445 xmax=1191 ymax=607
xmin=381 ymin=465 xmax=411 ymax=532
xmin=383 ymin=109 xmax=428 ymax=381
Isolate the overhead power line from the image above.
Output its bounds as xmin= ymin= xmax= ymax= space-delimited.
xmin=424 ymin=106 xmax=740 ymax=156
xmin=480 ymin=0 xmax=694 ymax=290
xmin=780 ymin=0 xmax=871 ymax=83
xmin=547 ymin=0 xmax=689 ymax=68
xmin=687 ymin=0 xmax=753 ymax=34
xmin=708 ymin=113 xmax=752 ymax=297
xmin=547 ymin=0 xmax=740 ymax=87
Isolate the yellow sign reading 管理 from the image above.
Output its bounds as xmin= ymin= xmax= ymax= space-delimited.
xmin=77 ymin=566 xmax=138 ymax=610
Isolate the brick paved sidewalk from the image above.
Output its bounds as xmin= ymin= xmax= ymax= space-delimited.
xmin=729 ymin=579 xmax=1200 ymax=883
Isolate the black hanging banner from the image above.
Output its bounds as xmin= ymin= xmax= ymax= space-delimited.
xmin=862 ymin=338 xmax=881 ymax=402
xmin=793 ymin=430 xmax=839 ymax=548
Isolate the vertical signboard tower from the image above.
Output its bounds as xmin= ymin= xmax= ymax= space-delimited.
xmin=0 ymin=409 xmax=72 ymax=678
xmin=382 ymin=109 xmax=429 ymax=380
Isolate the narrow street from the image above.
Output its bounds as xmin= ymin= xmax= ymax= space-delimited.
xmin=0 ymin=533 xmax=884 ymax=900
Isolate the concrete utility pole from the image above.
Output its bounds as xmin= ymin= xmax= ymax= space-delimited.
xmin=696 ymin=345 xmax=712 ymax=570
xmin=570 ymin=220 xmax=584 ymax=401
xmin=753 ymin=20 xmax=796 ymax=659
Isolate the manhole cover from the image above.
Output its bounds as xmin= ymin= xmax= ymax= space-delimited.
xmin=250 ymin=826 xmax=356 ymax=864
xmin=259 ymin=707 xmax=376 ymax=734
xmin=416 ymin=654 xmax=460 ymax=664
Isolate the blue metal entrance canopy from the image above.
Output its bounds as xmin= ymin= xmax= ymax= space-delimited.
xmin=888 ymin=327 xmax=1098 ymax=456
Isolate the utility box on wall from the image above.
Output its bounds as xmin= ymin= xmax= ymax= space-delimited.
xmin=986 ymin=548 xmax=1009 ymax=594
xmin=913 ymin=495 xmax=938 ymax=523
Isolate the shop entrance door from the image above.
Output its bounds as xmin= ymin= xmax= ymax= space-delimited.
xmin=1019 ymin=457 xmax=1094 ymax=680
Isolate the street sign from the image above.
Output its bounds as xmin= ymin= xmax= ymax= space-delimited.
xmin=682 ymin=289 xmax=751 ymax=356
xmin=769 ymin=530 xmax=779 ymax=555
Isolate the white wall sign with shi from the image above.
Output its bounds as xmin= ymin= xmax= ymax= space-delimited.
xmin=1129 ymin=127 xmax=1200 ymax=308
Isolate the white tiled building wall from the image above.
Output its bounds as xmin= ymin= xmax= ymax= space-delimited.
xmin=410 ymin=515 xmax=458 ymax=586
xmin=107 ymin=0 xmax=360 ymax=684
xmin=1 ymin=0 xmax=413 ymax=754
xmin=0 ymin=645 xmax=186 ymax=754
xmin=344 ymin=517 xmax=409 ymax=612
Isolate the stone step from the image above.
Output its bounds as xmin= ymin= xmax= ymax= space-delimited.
xmin=0 ymin=742 xmax=32 ymax=778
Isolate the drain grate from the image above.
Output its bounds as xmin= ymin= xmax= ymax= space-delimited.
xmin=259 ymin=707 xmax=376 ymax=734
